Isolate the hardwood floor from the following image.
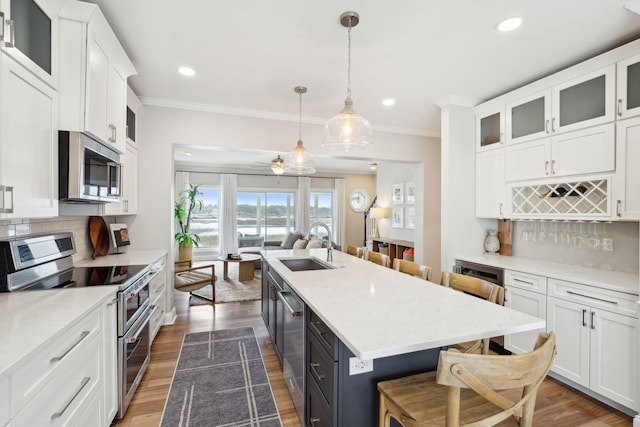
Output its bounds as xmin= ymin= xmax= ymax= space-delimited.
xmin=115 ymin=291 xmax=634 ymax=427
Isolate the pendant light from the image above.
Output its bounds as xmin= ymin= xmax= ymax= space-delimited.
xmin=322 ymin=11 xmax=373 ymax=152
xmin=284 ymin=86 xmax=316 ymax=175
xmin=270 ymin=155 xmax=285 ymax=175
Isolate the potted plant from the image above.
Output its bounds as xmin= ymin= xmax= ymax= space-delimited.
xmin=174 ymin=184 xmax=203 ymax=261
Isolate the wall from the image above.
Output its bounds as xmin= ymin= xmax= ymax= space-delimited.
xmin=440 ymin=103 xmax=495 ymax=272
xmin=512 ymin=221 xmax=639 ymax=273
xmin=343 ymin=174 xmax=377 ymax=247
xmin=0 ymin=217 xmax=93 ymax=262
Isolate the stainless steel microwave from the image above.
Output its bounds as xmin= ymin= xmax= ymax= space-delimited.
xmin=59 ymin=131 xmax=121 ymax=203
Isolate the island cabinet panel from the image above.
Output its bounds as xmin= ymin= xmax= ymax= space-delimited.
xmin=305 ymin=306 xmax=441 ymax=427
xmin=260 ymin=261 xmax=285 ymax=365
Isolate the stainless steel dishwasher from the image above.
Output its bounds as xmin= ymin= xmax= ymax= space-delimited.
xmin=278 ymin=283 xmax=305 ymax=425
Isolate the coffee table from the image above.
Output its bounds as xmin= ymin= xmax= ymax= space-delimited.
xmin=216 ymin=254 xmax=262 ymax=282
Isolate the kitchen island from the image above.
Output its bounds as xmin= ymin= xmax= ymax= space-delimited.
xmin=262 ymin=248 xmax=545 ymax=426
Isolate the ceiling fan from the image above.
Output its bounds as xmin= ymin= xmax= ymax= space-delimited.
xmin=254 ymin=155 xmax=286 ymax=175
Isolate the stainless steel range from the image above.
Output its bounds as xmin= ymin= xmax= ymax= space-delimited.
xmin=0 ymin=232 xmax=158 ymax=419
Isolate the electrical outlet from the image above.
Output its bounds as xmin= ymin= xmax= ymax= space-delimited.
xmin=602 ymin=238 xmax=614 ymax=251
xmin=349 ymin=357 xmax=373 ymax=375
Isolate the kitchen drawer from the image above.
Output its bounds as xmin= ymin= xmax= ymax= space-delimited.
xmin=149 ymin=270 xmax=166 ymax=302
xmin=150 ymin=298 xmax=165 ymax=342
xmin=0 ymin=375 xmax=9 ymax=426
xmin=505 ymin=270 xmax=547 ymax=293
xmin=307 ymin=331 xmax=336 ymax=407
xmin=307 ymin=308 xmax=337 ymax=359
xmin=12 ymin=306 xmax=102 ymax=413
xmin=12 ymin=332 xmax=102 ymax=426
xmin=306 ymin=370 xmax=333 ymax=427
xmin=548 ymin=278 xmax=640 ymax=318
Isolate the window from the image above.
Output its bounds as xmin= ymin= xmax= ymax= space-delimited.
xmin=309 ymin=191 xmax=333 ymax=239
xmin=237 ymin=191 xmax=296 ymax=241
xmin=189 ymin=186 xmax=220 ymax=251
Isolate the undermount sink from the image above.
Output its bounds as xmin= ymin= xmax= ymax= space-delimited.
xmin=279 ymin=257 xmax=335 ymax=272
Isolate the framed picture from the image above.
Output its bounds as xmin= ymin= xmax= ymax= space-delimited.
xmin=405 ymin=182 xmax=416 ymax=204
xmin=405 ymin=206 xmax=416 ymax=229
xmin=392 ymin=183 xmax=404 ymax=205
xmin=392 ymin=207 xmax=404 ymax=228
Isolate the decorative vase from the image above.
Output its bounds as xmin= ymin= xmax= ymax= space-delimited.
xmin=483 ymin=229 xmax=500 ymax=255
xmin=178 ymin=243 xmax=193 ymax=262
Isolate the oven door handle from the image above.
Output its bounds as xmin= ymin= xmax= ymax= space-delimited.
xmin=125 ymin=305 xmax=157 ymax=343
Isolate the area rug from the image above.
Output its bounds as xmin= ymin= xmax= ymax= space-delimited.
xmin=190 ymin=261 xmax=261 ymax=305
xmin=160 ymin=326 xmax=282 ymax=427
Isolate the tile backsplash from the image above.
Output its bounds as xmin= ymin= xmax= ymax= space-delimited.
xmin=512 ymin=220 xmax=639 ymax=274
xmin=0 ymin=216 xmax=91 ymax=262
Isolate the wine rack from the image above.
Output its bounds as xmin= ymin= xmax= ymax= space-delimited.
xmin=510 ymin=178 xmax=610 ymax=218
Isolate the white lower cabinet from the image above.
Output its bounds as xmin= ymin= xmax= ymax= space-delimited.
xmin=149 ymin=256 xmax=167 ymax=342
xmin=547 ymin=279 xmax=639 ymax=410
xmin=6 ymin=293 xmax=117 ymax=426
xmin=504 ymin=270 xmax=547 ymax=354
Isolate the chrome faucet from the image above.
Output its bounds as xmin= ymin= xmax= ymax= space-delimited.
xmin=305 ymin=221 xmax=333 ymax=262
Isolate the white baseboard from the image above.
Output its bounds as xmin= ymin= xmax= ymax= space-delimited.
xmin=163 ymin=306 xmax=177 ymax=325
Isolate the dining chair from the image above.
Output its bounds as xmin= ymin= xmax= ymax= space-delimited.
xmin=174 ymin=260 xmax=217 ymax=303
xmin=392 ymin=259 xmax=432 ymax=281
xmin=364 ymin=250 xmax=391 ymax=268
xmin=440 ymin=272 xmax=504 ymax=354
xmin=378 ymin=332 xmax=556 ymax=427
xmin=345 ymin=244 xmax=363 ymax=258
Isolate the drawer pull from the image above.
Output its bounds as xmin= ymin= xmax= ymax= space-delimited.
xmin=50 ymin=331 xmax=90 ymax=363
xmin=310 ymin=321 xmax=326 ymax=337
xmin=566 ymin=290 xmax=618 ymax=305
xmin=51 ymin=377 xmax=90 ymax=420
xmin=310 ymin=417 xmax=321 ymax=426
xmin=582 ymin=309 xmax=587 ymax=327
xmin=513 ymin=278 xmax=534 ymax=285
xmin=310 ymin=362 xmax=325 ymax=380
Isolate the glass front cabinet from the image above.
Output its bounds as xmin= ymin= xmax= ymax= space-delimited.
xmin=475 ymin=104 xmax=504 ymax=152
xmin=506 ymin=65 xmax=615 ymax=145
xmin=0 ymin=0 xmax=57 ymax=87
xmin=617 ymin=53 xmax=640 ymax=120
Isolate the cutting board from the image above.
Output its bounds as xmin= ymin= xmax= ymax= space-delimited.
xmin=88 ymin=216 xmax=110 ymax=259
xmin=498 ymin=219 xmax=512 ymax=256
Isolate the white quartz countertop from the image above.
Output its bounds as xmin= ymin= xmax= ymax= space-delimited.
xmin=263 ymin=249 xmax=545 ymax=360
xmin=0 ymin=286 xmax=117 ymax=379
xmin=456 ymin=254 xmax=639 ymax=296
xmin=75 ymin=250 xmax=167 ymax=267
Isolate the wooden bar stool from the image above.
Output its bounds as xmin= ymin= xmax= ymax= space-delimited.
xmin=345 ymin=244 xmax=363 ymax=258
xmin=392 ymin=259 xmax=432 ymax=281
xmin=364 ymin=250 xmax=391 ymax=267
xmin=440 ymin=272 xmax=504 ymax=354
xmin=378 ymin=332 xmax=556 ymax=427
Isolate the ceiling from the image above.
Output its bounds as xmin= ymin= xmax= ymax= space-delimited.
xmin=87 ymin=0 xmax=640 ymax=171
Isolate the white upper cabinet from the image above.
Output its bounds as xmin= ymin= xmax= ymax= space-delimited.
xmin=58 ymin=2 xmax=136 ymax=154
xmin=476 ymin=148 xmax=505 ymax=218
xmin=505 ymin=123 xmax=614 ymax=182
xmin=506 ymin=65 xmax=615 ymax=145
xmin=475 ymin=103 xmax=504 ymax=152
xmin=614 ymin=117 xmax=640 ymax=220
xmin=617 ymin=53 xmax=640 ymax=120
xmin=0 ymin=52 xmax=57 ymax=219
xmin=0 ymin=0 xmax=57 ymax=88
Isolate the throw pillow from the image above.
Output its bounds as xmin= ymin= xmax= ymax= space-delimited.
xmin=281 ymin=231 xmax=302 ymax=249
xmin=292 ymin=239 xmax=308 ymax=249
xmin=306 ymin=238 xmax=324 ymax=249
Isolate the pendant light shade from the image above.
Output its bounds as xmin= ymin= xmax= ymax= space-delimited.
xmin=284 ymin=86 xmax=316 ymax=175
xmin=322 ymin=11 xmax=372 ymax=152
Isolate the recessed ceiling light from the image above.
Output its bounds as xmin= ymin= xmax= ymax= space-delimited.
xmin=370 ymin=163 xmax=378 ymax=170
xmin=184 ymin=151 xmax=193 ymax=156
xmin=382 ymin=99 xmax=395 ymax=106
xmin=178 ymin=67 xmax=196 ymax=76
xmin=496 ymin=17 xmax=522 ymax=32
